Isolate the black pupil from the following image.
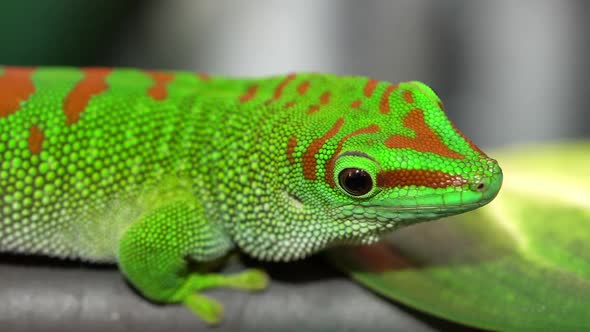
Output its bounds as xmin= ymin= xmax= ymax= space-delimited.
xmin=338 ymin=168 xmax=373 ymax=196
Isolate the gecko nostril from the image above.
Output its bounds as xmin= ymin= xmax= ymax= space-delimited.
xmin=476 ymin=182 xmax=485 ymax=192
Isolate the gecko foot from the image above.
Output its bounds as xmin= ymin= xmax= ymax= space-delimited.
xmin=173 ymin=269 xmax=269 ymax=324
xmin=183 ymin=293 xmax=224 ymax=325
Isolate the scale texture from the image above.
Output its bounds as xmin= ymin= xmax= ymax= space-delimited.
xmin=0 ymin=66 xmax=502 ymax=321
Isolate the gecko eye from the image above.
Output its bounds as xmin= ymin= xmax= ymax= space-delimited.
xmin=338 ymin=168 xmax=373 ymax=196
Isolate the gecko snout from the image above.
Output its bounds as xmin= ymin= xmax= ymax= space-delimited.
xmin=470 ymin=161 xmax=503 ymax=202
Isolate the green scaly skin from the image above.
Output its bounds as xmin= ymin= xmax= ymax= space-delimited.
xmin=0 ymin=66 xmax=502 ymax=324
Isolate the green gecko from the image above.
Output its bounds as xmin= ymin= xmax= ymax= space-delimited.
xmin=0 ymin=66 xmax=502 ymax=324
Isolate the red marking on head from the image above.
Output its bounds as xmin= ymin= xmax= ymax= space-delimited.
xmin=376 ymin=169 xmax=467 ymax=189
xmin=239 ymin=85 xmax=258 ymax=103
xmin=319 ymin=91 xmax=331 ymax=105
xmin=284 ymin=101 xmax=297 ymax=109
xmin=268 ymin=73 xmax=296 ymax=103
xmin=302 ymin=118 xmax=345 ymax=180
xmin=403 ymin=90 xmax=414 ymax=104
xmin=28 ymin=125 xmax=44 ymax=155
xmin=350 ymin=100 xmax=362 ymax=109
xmin=64 ymin=68 xmax=110 ymax=125
xmin=364 ymin=79 xmax=378 ymax=98
xmin=385 ymin=109 xmax=464 ymax=159
xmin=325 ymin=124 xmax=381 ymax=187
xmin=197 ymin=73 xmax=210 ymax=81
xmin=379 ymin=84 xmax=398 ymax=114
xmin=286 ymin=136 xmax=297 ymax=164
xmin=147 ymin=71 xmax=173 ymax=101
xmin=0 ymin=67 xmax=36 ymax=118
xmin=307 ymin=105 xmax=320 ymax=114
xmin=438 ymin=101 xmax=487 ymax=157
xmin=297 ymin=81 xmax=310 ymax=95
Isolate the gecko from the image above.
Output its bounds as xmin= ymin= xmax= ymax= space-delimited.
xmin=0 ymin=66 xmax=502 ymax=324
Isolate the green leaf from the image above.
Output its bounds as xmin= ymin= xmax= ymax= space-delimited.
xmin=327 ymin=141 xmax=590 ymax=331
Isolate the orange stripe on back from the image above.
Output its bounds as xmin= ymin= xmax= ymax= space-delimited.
xmin=307 ymin=105 xmax=320 ymax=114
xmin=364 ymin=79 xmax=378 ymax=98
xmin=239 ymin=85 xmax=258 ymax=103
xmin=302 ymin=118 xmax=345 ymax=180
xmin=286 ymin=136 xmax=298 ymax=164
xmin=297 ymin=81 xmax=310 ymax=95
xmin=384 ymin=109 xmax=464 ymax=159
xmin=403 ymin=90 xmax=414 ymax=104
xmin=306 ymin=91 xmax=332 ymax=115
xmin=147 ymin=71 xmax=174 ymax=100
xmin=63 ymin=68 xmax=110 ymax=125
xmin=319 ymin=91 xmax=331 ymax=105
xmin=284 ymin=100 xmax=297 ymax=109
xmin=268 ymin=73 xmax=296 ymax=103
xmin=0 ymin=67 xmax=35 ymax=118
xmin=350 ymin=99 xmax=362 ymax=109
xmin=379 ymin=84 xmax=398 ymax=114
xmin=28 ymin=125 xmax=44 ymax=155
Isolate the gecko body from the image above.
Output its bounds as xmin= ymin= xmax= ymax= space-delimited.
xmin=0 ymin=67 xmax=502 ymax=323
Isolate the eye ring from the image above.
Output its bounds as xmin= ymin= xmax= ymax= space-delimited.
xmin=338 ymin=168 xmax=373 ymax=196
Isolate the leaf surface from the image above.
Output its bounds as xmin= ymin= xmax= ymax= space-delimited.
xmin=327 ymin=142 xmax=590 ymax=331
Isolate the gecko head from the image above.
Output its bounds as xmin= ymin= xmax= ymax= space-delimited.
xmin=291 ymin=79 xmax=503 ymax=244
xmin=330 ymin=146 xmax=502 ymax=232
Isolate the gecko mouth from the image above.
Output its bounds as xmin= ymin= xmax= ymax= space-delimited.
xmin=344 ymin=201 xmax=484 ymax=214
xmin=356 ymin=167 xmax=503 ymax=218
xmin=335 ymin=196 xmax=491 ymax=224
xmin=367 ymin=202 xmax=485 ymax=212
xmin=335 ymin=207 xmax=469 ymax=229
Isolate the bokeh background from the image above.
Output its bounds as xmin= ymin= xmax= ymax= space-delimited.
xmin=0 ymin=1 xmax=587 ymax=331
xmin=2 ymin=0 xmax=589 ymax=148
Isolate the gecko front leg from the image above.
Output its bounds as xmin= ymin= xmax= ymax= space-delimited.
xmin=117 ymin=199 xmax=268 ymax=324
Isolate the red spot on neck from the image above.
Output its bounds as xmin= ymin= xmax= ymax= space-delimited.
xmin=384 ymin=109 xmax=464 ymax=159
xmin=325 ymin=124 xmax=381 ymax=187
xmin=364 ymin=79 xmax=378 ymax=98
xmin=379 ymin=84 xmax=398 ymax=114
xmin=147 ymin=71 xmax=173 ymax=101
xmin=64 ymin=68 xmax=110 ymax=125
xmin=239 ymin=85 xmax=258 ymax=103
xmin=284 ymin=101 xmax=297 ymax=109
xmin=376 ymin=169 xmax=467 ymax=189
xmin=0 ymin=67 xmax=36 ymax=118
xmin=28 ymin=125 xmax=44 ymax=155
xmin=302 ymin=118 xmax=345 ymax=180
xmin=297 ymin=81 xmax=310 ymax=95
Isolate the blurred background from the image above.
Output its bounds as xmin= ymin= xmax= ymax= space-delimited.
xmin=1 ymin=0 xmax=588 ymax=148
xmin=0 ymin=1 xmax=588 ymax=331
